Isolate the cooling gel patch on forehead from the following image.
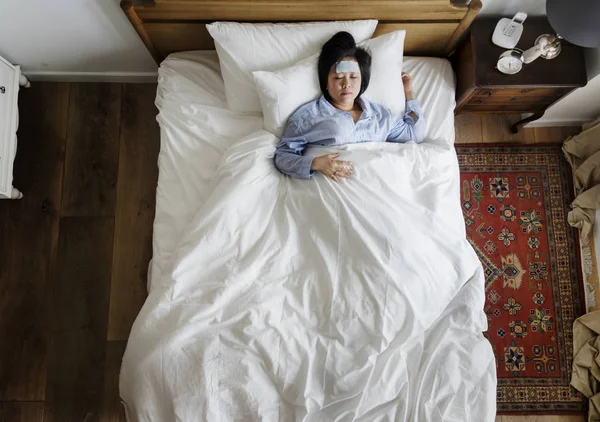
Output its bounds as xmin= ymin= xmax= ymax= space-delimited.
xmin=335 ymin=60 xmax=359 ymax=74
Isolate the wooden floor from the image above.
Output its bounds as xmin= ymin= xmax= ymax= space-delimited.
xmin=455 ymin=114 xmax=581 ymax=146
xmin=0 ymin=83 xmax=583 ymax=421
xmin=0 ymin=83 xmax=158 ymax=422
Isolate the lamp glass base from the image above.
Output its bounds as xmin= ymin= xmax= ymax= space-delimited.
xmin=536 ymin=34 xmax=562 ymax=59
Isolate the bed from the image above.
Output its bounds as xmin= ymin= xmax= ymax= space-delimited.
xmin=119 ymin=1 xmax=497 ymax=421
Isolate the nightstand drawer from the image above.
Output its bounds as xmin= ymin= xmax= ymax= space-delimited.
xmin=468 ymin=95 xmax=556 ymax=106
xmin=458 ymin=85 xmax=574 ymax=114
xmin=475 ymin=88 xmax=570 ymax=98
xmin=461 ymin=104 xmax=546 ymax=113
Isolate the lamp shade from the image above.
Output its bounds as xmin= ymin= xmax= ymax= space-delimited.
xmin=546 ymin=0 xmax=600 ymax=47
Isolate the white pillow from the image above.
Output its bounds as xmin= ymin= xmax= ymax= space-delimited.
xmin=253 ymin=30 xmax=406 ymax=137
xmin=207 ymin=20 xmax=378 ymax=113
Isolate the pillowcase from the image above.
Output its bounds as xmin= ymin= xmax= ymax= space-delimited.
xmin=253 ymin=30 xmax=406 ymax=137
xmin=207 ymin=20 xmax=378 ymax=113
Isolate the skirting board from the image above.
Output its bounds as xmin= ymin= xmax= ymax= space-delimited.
xmin=23 ymin=71 xmax=158 ymax=83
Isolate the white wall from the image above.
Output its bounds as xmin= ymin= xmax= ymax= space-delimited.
xmin=526 ymin=75 xmax=600 ymax=126
xmin=0 ymin=0 xmax=157 ymax=81
xmin=479 ymin=0 xmax=546 ymax=16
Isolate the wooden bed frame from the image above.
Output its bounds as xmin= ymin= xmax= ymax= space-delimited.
xmin=121 ymin=0 xmax=482 ymax=64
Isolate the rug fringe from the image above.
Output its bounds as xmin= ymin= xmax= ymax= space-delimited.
xmin=582 ymin=246 xmax=594 ymax=276
xmin=581 ymin=246 xmax=596 ymax=310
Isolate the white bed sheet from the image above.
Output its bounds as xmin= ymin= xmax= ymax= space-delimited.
xmin=120 ymin=51 xmax=497 ymax=421
xmin=150 ymin=51 xmax=457 ymax=285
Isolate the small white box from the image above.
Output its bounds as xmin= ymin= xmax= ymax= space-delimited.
xmin=0 ymin=55 xmax=29 ymax=199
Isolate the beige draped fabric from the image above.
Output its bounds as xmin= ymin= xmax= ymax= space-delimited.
xmin=572 ymin=311 xmax=600 ymax=421
xmin=562 ymin=123 xmax=600 ymax=244
xmin=566 ymin=123 xmax=600 ymax=420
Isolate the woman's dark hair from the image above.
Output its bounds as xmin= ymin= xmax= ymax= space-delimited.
xmin=318 ymin=31 xmax=372 ymax=101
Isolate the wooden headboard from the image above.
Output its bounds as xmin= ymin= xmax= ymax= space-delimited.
xmin=121 ymin=0 xmax=482 ymax=64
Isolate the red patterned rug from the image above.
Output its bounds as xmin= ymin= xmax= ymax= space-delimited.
xmin=456 ymin=145 xmax=586 ymax=414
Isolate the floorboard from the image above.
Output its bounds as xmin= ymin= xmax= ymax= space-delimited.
xmin=534 ymin=126 xmax=581 ymax=144
xmin=0 ymin=402 xmax=44 ymax=422
xmin=44 ymin=217 xmax=114 ymax=422
xmin=108 ymin=84 xmax=159 ymax=341
xmin=456 ymin=114 xmax=538 ymax=145
xmin=0 ymin=83 xmax=69 ymax=401
xmin=455 ymin=114 xmax=483 ymax=144
xmin=481 ymin=114 xmax=527 ymax=143
xmin=100 ymin=341 xmax=128 ymax=422
xmin=61 ymin=83 xmax=121 ymax=217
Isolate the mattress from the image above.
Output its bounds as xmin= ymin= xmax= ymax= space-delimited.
xmin=120 ymin=51 xmax=496 ymax=421
xmin=150 ymin=51 xmax=457 ymax=289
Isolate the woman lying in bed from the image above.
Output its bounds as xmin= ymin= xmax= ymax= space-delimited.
xmin=274 ymin=31 xmax=424 ymax=182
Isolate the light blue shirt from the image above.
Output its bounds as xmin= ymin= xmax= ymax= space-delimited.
xmin=274 ymin=95 xmax=425 ymax=179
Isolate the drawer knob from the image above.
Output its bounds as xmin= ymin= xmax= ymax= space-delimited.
xmin=0 ymin=86 xmax=5 ymax=94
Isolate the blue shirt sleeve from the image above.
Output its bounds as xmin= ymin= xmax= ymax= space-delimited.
xmin=386 ymin=99 xmax=425 ymax=143
xmin=274 ymin=118 xmax=316 ymax=179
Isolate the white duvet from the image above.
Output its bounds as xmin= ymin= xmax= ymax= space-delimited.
xmin=120 ymin=52 xmax=497 ymax=421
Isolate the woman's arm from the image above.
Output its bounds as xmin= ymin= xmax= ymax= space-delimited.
xmin=386 ymin=72 xmax=425 ymax=143
xmin=404 ymin=74 xmax=419 ymax=122
xmin=274 ymin=129 xmax=353 ymax=181
xmin=274 ymin=100 xmax=353 ymax=181
xmin=274 ymin=122 xmax=315 ymax=179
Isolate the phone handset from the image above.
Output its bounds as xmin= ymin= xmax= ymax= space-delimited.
xmin=503 ymin=12 xmax=528 ymax=37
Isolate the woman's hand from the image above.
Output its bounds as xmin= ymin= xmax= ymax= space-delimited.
xmin=311 ymin=152 xmax=353 ymax=182
xmin=402 ymin=72 xmax=415 ymax=101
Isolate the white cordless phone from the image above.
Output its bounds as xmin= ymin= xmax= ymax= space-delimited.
xmin=492 ymin=12 xmax=527 ymax=49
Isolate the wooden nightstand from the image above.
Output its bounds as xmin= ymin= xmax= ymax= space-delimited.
xmin=452 ymin=17 xmax=587 ymax=133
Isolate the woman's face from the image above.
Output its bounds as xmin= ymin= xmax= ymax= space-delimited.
xmin=327 ymin=57 xmax=361 ymax=107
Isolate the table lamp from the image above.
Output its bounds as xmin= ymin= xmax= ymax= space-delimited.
xmin=521 ymin=0 xmax=600 ymax=64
